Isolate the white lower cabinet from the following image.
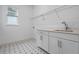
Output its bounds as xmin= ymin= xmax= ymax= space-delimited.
xmin=49 ymin=37 xmax=59 ymax=54
xmin=61 ymin=39 xmax=79 ymax=54
xmin=40 ymin=31 xmax=48 ymax=52
xmin=39 ymin=31 xmax=79 ymax=54
xmin=49 ymin=36 xmax=79 ymax=54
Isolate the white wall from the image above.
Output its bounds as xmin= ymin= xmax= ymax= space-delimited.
xmin=33 ymin=5 xmax=63 ymax=17
xmin=0 ymin=5 xmax=33 ymax=45
xmin=0 ymin=6 xmax=3 ymax=40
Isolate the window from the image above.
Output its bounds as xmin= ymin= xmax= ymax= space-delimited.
xmin=7 ymin=7 xmax=18 ymax=25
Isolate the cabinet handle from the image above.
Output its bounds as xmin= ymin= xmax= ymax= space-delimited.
xmin=58 ymin=40 xmax=62 ymax=48
xmin=58 ymin=40 xmax=60 ymax=48
xmin=40 ymin=35 xmax=43 ymax=40
xmin=59 ymin=41 xmax=62 ymax=48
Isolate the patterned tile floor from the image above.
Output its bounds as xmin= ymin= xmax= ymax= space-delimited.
xmin=0 ymin=39 xmax=47 ymax=54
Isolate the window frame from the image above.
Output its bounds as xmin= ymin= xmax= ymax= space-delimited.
xmin=7 ymin=7 xmax=19 ymax=26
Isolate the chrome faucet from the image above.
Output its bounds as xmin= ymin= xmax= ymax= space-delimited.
xmin=61 ymin=21 xmax=69 ymax=31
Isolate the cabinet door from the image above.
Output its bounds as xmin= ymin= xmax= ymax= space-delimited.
xmin=60 ymin=39 xmax=79 ymax=54
xmin=49 ymin=37 xmax=59 ymax=54
xmin=41 ymin=32 xmax=48 ymax=52
xmin=36 ymin=31 xmax=42 ymax=47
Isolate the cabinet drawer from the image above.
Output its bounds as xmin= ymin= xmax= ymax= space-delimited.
xmin=49 ymin=32 xmax=79 ymax=42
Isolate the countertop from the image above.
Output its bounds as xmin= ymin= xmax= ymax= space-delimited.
xmin=37 ymin=29 xmax=79 ymax=35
